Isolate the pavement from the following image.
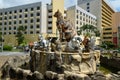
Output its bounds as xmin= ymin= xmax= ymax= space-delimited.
xmin=0 ymin=51 xmax=29 ymax=56
xmin=0 ymin=51 xmax=29 ymax=69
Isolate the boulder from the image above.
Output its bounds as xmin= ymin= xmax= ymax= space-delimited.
xmin=44 ymin=71 xmax=58 ymax=80
xmin=32 ymin=71 xmax=44 ymax=80
xmin=64 ymin=71 xmax=91 ymax=80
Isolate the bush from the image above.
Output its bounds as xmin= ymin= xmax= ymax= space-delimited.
xmin=3 ymin=45 xmax=13 ymax=51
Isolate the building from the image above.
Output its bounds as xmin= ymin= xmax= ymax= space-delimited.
xmin=112 ymin=12 xmax=120 ymax=47
xmin=78 ymin=0 xmax=115 ymax=43
xmin=46 ymin=0 xmax=64 ymax=37
xmin=0 ymin=2 xmax=47 ymax=45
xmin=67 ymin=5 xmax=97 ymax=32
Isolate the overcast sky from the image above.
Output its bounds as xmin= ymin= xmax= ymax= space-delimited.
xmin=0 ymin=0 xmax=120 ymax=12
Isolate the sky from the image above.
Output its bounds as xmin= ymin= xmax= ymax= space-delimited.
xmin=0 ymin=0 xmax=120 ymax=12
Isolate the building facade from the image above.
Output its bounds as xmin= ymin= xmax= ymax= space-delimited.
xmin=112 ymin=12 xmax=120 ymax=47
xmin=67 ymin=5 xmax=97 ymax=32
xmin=78 ymin=0 xmax=115 ymax=43
xmin=0 ymin=2 xmax=47 ymax=45
xmin=46 ymin=0 xmax=64 ymax=37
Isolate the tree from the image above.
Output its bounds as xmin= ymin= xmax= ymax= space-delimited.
xmin=100 ymin=41 xmax=115 ymax=50
xmin=0 ymin=28 xmax=2 ymax=42
xmin=15 ymin=26 xmax=26 ymax=45
xmin=77 ymin=24 xmax=100 ymax=37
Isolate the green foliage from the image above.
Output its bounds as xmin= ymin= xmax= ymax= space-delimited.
xmin=100 ymin=66 xmax=111 ymax=74
xmin=77 ymin=24 xmax=100 ymax=37
xmin=0 ymin=28 xmax=2 ymax=42
xmin=15 ymin=26 xmax=26 ymax=45
xmin=100 ymin=41 xmax=115 ymax=49
xmin=3 ymin=45 xmax=13 ymax=51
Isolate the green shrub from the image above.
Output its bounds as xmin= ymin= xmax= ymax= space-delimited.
xmin=3 ymin=45 xmax=13 ymax=51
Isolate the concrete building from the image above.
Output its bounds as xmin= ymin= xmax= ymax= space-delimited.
xmin=46 ymin=0 xmax=64 ymax=37
xmin=77 ymin=0 xmax=115 ymax=43
xmin=112 ymin=12 xmax=120 ymax=47
xmin=0 ymin=2 xmax=47 ymax=45
xmin=67 ymin=5 xmax=97 ymax=32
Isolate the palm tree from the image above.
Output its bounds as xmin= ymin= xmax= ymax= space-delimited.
xmin=77 ymin=24 xmax=100 ymax=37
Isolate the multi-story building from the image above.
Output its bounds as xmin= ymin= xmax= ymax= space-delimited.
xmin=112 ymin=12 xmax=120 ymax=47
xmin=0 ymin=2 xmax=47 ymax=45
xmin=78 ymin=0 xmax=115 ymax=43
xmin=67 ymin=5 xmax=97 ymax=32
xmin=46 ymin=0 xmax=64 ymax=37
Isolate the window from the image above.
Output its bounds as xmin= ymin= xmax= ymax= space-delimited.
xmin=87 ymin=7 xmax=89 ymax=9
xmin=48 ymin=16 xmax=52 ymax=18
xmin=4 ymin=22 xmax=7 ymax=25
xmin=37 ymin=19 xmax=40 ymax=22
xmin=0 ymin=13 xmax=2 ymax=15
xmin=4 ymin=27 xmax=7 ymax=30
xmin=25 ymin=20 xmax=27 ymax=23
xmin=9 ymin=22 xmax=12 ymax=25
xmin=48 ymin=10 xmax=52 ymax=13
xmin=24 ymin=32 xmax=27 ymax=34
xmin=4 ymin=32 xmax=6 ymax=35
xmin=19 ymin=20 xmax=22 ymax=24
xmin=83 ymin=13 xmax=85 ymax=16
xmin=37 ymin=6 xmax=40 ymax=10
xmin=31 ymin=13 xmax=33 ymax=17
xmin=31 ymin=8 xmax=34 ymax=11
xmin=76 ymin=15 xmax=78 ymax=18
xmin=80 ymin=12 xmax=82 ymax=15
xmin=4 ymin=16 xmax=7 ymax=20
xmin=14 ymin=32 xmax=16 ymax=34
xmin=48 ymin=21 xmax=52 ymax=24
xmin=9 ymin=11 xmax=12 ymax=14
xmin=76 ymin=26 xmax=79 ymax=30
xmin=80 ymin=16 xmax=82 ymax=20
xmin=9 ymin=27 xmax=11 ymax=30
xmin=80 ymin=22 xmax=82 ymax=25
xmin=9 ymin=16 xmax=12 ymax=19
xmin=30 ymin=25 xmax=33 ymax=29
xmin=36 ymin=25 xmax=39 ymax=28
xmin=19 ymin=15 xmax=22 ymax=18
xmin=48 ymin=27 xmax=52 ymax=29
xmin=0 ymin=17 xmax=2 ymax=20
xmin=36 ymin=13 xmax=40 ymax=16
xmin=9 ymin=32 xmax=11 ymax=34
xmin=25 ymin=14 xmax=28 ymax=17
xmin=14 ymin=21 xmax=16 ymax=24
xmin=5 ymin=12 xmax=7 ymax=15
xmin=31 ymin=19 xmax=33 ymax=23
xmin=14 ymin=26 xmax=16 ymax=30
xmin=30 ymin=31 xmax=33 ymax=34
xmin=14 ymin=10 xmax=17 ymax=13
xmin=0 ymin=22 xmax=2 ymax=25
xmin=25 ymin=26 xmax=27 ymax=29
xmin=14 ymin=16 xmax=17 ymax=19
xmin=19 ymin=9 xmax=22 ymax=12
xmin=76 ymin=21 xmax=78 ymax=24
xmin=25 ymin=9 xmax=28 ymax=12
xmin=36 ymin=31 xmax=39 ymax=34
xmin=76 ymin=10 xmax=79 ymax=13
xmin=87 ymin=3 xmax=89 ymax=5
xmin=83 ymin=18 xmax=85 ymax=21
